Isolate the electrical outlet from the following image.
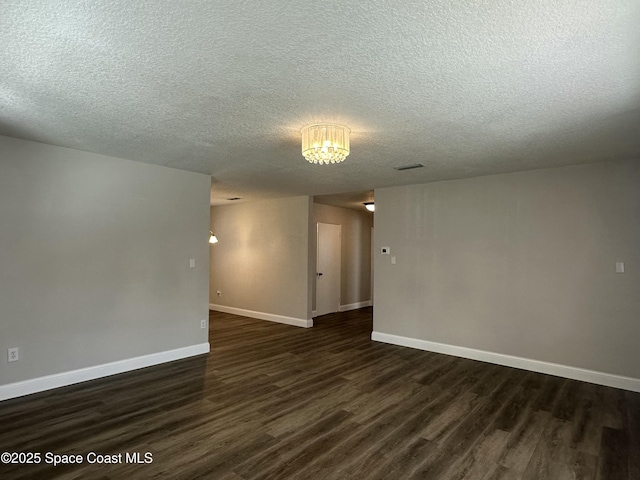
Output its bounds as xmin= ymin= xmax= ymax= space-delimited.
xmin=189 ymin=258 xmax=196 ymax=268
xmin=8 ymin=347 xmax=19 ymax=362
xmin=200 ymin=319 xmax=207 ymax=329
xmin=216 ymin=290 xmax=222 ymax=296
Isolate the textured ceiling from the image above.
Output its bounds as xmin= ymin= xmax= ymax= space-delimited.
xmin=2 ymin=1 xmax=639 ymax=206
xmin=314 ymin=190 xmax=374 ymax=212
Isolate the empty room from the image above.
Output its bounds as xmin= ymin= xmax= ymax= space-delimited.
xmin=1 ymin=1 xmax=639 ymax=479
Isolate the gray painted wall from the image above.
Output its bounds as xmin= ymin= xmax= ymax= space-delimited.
xmin=313 ymin=203 xmax=373 ymax=310
xmin=0 ymin=135 xmax=211 ymax=386
xmin=210 ymin=197 xmax=312 ymax=321
xmin=374 ymin=160 xmax=640 ymax=378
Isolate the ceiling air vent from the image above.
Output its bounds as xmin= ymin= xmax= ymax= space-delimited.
xmin=393 ymin=163 xmax=424 ymax=171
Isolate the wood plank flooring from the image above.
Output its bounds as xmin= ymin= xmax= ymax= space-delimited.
xmin=1 ymin=307 xmax=638 ymax=479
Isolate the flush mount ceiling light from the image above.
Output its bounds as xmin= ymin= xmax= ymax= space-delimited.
xmin=364 ymin=202 xmax=375 ymax=212
xmin=301 ymin=124 xmax=350 ymax=165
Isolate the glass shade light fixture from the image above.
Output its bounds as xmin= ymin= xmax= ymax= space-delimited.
xmin=364 ymin=202 xmax=375 ymax=212
xmin=301 ymin=124 xmax=350 ymax=165
xmin=209 ymin=231 xmax=218 ymax=244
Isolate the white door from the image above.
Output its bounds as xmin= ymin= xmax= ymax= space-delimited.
xmin=316 ymin=223 xmax=341 ymax=316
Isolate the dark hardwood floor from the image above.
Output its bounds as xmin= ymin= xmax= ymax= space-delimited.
xmin=1 ymin=308 xmax=638 ymax=479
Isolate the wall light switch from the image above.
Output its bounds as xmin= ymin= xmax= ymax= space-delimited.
xmin=381 ymin=247 xmax=390 ymax=255
xmin=8 ymin=347 xmax=19 ymax=362
xmin=189 ymin=258 xmax=196 ymax=268
xmin=391 ymin=256 xmax=397 ymax=265
xmin=616 ymin=262 xmax=625 ymax=273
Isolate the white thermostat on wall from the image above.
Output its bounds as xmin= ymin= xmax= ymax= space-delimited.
xmin=381 ymin=246 xmax=390 ymax=255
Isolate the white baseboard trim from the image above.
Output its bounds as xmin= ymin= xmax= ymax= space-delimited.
xmin=371 ymin=331 xmax=640 ymax=393
xmin=210 ymin=304 xmax=313 ymax=328
xmin=0 ymin=342 xmax=210 ymax=402
xmin=312 ymin=310 xmax=317 ymax=317
xmin=338 ymin=300 xmax=372 ymax=312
